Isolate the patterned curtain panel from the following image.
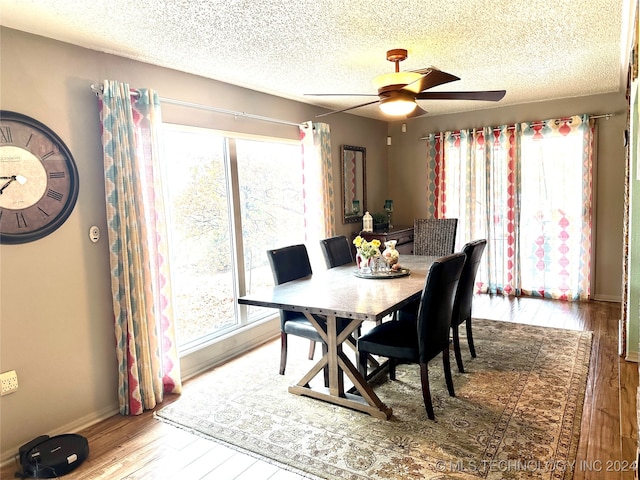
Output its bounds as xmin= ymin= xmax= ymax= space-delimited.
xmin=424 ymin=132 xmax=447 ymax=219
xmin=426 ymin=115 xmax=594 ymax=301
xmin=300 ymin=121 xmax=335 ymax=239
xmin=518 ymin=115 xmax=594 ymax=300
xmin=483 ymin=125 xmax=522 ymax=296
xmin=99 ymin=80 xmax=181 ymax=415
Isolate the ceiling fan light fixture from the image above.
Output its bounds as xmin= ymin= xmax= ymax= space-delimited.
xmin=379 ymin=93 xmax=417 ymax=116
xmin=307 ymin=48 xmax=504 ymax=118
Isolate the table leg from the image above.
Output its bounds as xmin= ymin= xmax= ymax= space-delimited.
xmin=326 ymin=315 xmax=344 ymax=396
xmin=288 ymin=312 xmax=393 ymax=420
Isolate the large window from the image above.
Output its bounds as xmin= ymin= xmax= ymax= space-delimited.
xmin=162 ymin=124 xmax=305 ymax=350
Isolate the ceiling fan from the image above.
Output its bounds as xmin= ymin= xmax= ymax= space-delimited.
xmin=306 ymin=49 xmax=506 ymax=118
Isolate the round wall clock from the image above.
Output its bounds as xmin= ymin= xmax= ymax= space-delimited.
xmin=0 ymin=111 xmax=79 ymax=244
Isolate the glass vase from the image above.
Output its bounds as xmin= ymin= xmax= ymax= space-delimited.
xmin=356 ymin=250 xmax=372 ymax=274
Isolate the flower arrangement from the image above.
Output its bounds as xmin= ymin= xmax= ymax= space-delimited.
xmin=352 ymin=235 xmax=381 ymax=259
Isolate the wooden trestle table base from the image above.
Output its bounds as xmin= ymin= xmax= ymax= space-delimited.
xmin=238 ymin=255 xmax=436 ymax=419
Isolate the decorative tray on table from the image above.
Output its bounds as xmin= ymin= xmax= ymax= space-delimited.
xmin=354 ymin=268 xmax=411 ymax=279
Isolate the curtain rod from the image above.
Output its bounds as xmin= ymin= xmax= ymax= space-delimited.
xmin=418 ymin=113 xmax=616 ymax=140
xmin=90 ymin=83 xmax=303 ymax=128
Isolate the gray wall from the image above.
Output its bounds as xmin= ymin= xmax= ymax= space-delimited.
xmin=0 ymin=28 xmax=388 ymax=461
xmin=0 ymin=26 xmax=628 ymax=461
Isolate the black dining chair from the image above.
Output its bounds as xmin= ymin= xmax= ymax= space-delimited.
xmin=268 ymin=244 xmax=355 ymax=377
xmin=357 ymin=252 xmax=466 ymax=420
xmin=319 ymin=235 xmax=354 ymax=268
xmin=451 ymin=239 xmax=487 ymax=373
xmin=267 ymin=244 xmax=319 ymax=374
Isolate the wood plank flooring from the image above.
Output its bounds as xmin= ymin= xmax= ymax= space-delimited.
xmin=2 ymin=295 xmax=636 ymax=479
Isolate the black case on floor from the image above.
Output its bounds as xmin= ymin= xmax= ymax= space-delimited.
xmin=15 ymin=434 xmax=89 ymax=478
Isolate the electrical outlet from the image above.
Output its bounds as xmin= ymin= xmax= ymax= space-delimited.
xmin=0 ymin=370 xmax=18 ymax=396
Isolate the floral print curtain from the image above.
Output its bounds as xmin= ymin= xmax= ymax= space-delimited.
xmin=300 ymin=121 xmax=335 ymax=239
xmin=98 ymin=80 xmax=181 ymax=415
xmin=426 ymin=114 xmax=594 ymax=301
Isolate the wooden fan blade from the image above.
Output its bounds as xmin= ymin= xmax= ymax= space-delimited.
xmin=315 ymin=99 xmax=381 ymax=117
xmin=404 ymin=69 xmax=460 ymax=93
xmin=416 ymin=90 xmax=506 ymax=101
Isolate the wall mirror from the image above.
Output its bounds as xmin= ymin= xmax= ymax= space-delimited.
xmin=340 ymin=145 xmax=366 ymax=224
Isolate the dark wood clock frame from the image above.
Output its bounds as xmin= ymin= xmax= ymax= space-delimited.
xmin=0 ymin=111 xmax=79 ymax=244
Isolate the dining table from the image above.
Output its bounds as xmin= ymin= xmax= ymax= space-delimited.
xmin=237 ymin=254 xmax=437 ymax=420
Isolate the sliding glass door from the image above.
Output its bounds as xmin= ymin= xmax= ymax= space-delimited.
xmin=430 ymin=116 xmax=593 ymax=300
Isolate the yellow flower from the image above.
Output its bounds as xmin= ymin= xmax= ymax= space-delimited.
xmin=353 ymin=236 xmax=381 ymax=259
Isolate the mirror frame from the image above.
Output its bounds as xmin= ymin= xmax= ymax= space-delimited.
xmin=340 ymin=145 xmax=366 ymax=224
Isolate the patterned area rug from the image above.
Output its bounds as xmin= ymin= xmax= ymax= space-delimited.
xmin=155 ymin=320 xmax=592 ymax=479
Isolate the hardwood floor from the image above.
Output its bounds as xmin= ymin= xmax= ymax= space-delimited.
xmin=2 ymin=295 xmax=636 ymax=479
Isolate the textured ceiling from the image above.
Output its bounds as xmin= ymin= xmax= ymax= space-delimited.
xmin=0 ymin=0 xmax=635 ymax=121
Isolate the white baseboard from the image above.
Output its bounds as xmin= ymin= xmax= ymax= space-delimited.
xmin=618 ymin=318 xmax=639 ymax=363
xmin=1 ymin=318 xmax=280 ymax=467
xmin=1 ymin=404 xmax=119 ymax=466
xmin=592 ymin=294 xmax=622 ymax=302
xmin=625 ymin=351 xmax=639 ymax=363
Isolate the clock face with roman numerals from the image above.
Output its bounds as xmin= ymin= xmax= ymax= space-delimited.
xmin=0 ymin=111 xmax=79 ymax=244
